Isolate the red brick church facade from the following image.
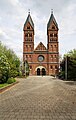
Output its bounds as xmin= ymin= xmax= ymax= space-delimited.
xmin=23 ymin=11 xmax=59 ymax=75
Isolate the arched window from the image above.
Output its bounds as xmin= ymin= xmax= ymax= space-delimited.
xmin=27 ymin=26 xmax=30 ymax=29
xmin=50 ymin=66 xmax=53 ymax=69
xmin=54 ymin=34 xmax=57 ymax=37
xmin=51 ymin=55 xmax=53 ymax=58
xmin=50 ymin=39 xmax=53 ymax=41
xmin=26 ymin=55 xmax=28 ymax=58
xmin=50 ymin=55 xmax=53 ymax=61
xmin=51 ymin=45 xmax=53 ymax=49
xmin=52 ymin=26 xmax=55 ymax=29
xmin=54 ymin=45 xmax=56 ymax=47
xmin=29 ymin=45 xmax=31 ymax=48
xmin=29 ymin=33 xmax=32 ymax=37
xmin=30 ymin=66 xmax=32 ymax=69
xmin=25 ymin=33 xmax=28 ymax=37
xmin=55 ymin=65 xmax=57 ymax=69
xmin=26 ymin=45 xmax=28 ymax=48
xmin=50 ymin=34 xmax=53 ymax=37
xmin=55 ymin=55 xmax=56 ymax=58
xmin=29 ymin=55 xmax=31 ymax=58
xmin=54 ymin=55 xmax=57 ymax=61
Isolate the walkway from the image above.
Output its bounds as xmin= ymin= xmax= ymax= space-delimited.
xmin=0 ymin=76 xmax=76 ymax=120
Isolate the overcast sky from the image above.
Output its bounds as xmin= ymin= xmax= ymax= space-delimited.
xmin=0 ymin=0 xmax=76 ymax=60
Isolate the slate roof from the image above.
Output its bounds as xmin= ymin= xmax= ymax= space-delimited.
xmin=24 ymin=13 xmax=34 ymax=29
xmin=47 ymin=12 xmax=58 ymax=29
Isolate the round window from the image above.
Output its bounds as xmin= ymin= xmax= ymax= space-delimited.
xmin=38 ymin=55 xmax=44 ymax=62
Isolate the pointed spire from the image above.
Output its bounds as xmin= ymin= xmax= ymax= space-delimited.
xmin=47 ymin=10 xmax=58 ymax=29
xmin=24 ymin=10 xmax=34 ymax=29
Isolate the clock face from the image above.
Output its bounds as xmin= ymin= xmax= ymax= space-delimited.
xmin=38 ymin=55 xmax=44 ymax=62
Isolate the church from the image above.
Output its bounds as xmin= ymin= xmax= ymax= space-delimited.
xmin=23 ymin=11 xmax=59 ymax=76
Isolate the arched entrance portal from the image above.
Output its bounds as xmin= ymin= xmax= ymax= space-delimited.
xmin=37 ymin=68 xmax=40 ymax=75
xmin=36 ymin=66 xmax=46 ymax=76
xmin=42 ymin=68 xmax=46 ymax=75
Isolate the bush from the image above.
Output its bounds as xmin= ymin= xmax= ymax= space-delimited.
xmin=26 ymin=71 xmax=29 ymax=76
xmin=18 ymin=71 xmax=23 ymax=77
xmin=7 ymin=78 xmax=16 ymax=84
xmin=0 ymin=42 xmax=20 ymax=83
xmin=9 ymin=69 xmax=19 ymax=78
xmin=58 ymin=71 xmax=65 ymax=80
xmin=0 ymin=55 xmax=10 ymax=83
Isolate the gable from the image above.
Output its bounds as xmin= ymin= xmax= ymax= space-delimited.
xmin=35 ymin=42 xmax=47 ymax=51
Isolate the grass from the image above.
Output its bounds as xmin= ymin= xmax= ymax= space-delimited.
xmin=0 ymin=83 xmax=9 ymax=88
xmin=0 ymin=78 xmax=17 ymax=89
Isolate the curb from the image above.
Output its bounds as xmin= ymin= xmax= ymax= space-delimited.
xmin=0 ymin=81 xmax=19 ymax=93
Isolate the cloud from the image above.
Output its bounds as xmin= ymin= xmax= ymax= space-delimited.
xmin=0 ymin=0 xmax=76 ymax=59
xmin=0 ymin=0 xmax=24 ymax=15
xmin=58 ymin=1 xmax=76 ymax=55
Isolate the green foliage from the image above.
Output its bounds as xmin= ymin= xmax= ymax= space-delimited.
xmin=0 ymin=83 xmax=9 ymax=88
xmin=59 ymin=49 xmax=76 ymax=80
xmin=67 ymin=57 xmax=76 ymax=80
xmin=18 ymin=71 xmax=23 ymax=77
xmin=67 ymin=49 xmax=76 ymax=59
xmin=7 ymin=78 xmax=16 ymax=84
xmin=0 ymin=54 xmax=10 ymax=83
xmin=0 ymin=42 xmax=20 ymax=83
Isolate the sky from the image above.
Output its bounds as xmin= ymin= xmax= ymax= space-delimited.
xmin=0 ymin=0 xmax=76 ymax=60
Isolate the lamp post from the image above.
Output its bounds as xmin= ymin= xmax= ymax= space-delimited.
xmin=24 ymin=56 xmax=27 ymax=78
xmin=65 ymin=56 xmax=67 ymax=80
xmin=24 ymin=61 xmax=26 ymax=77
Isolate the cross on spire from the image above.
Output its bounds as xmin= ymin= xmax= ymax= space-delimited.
xmin=51 ymin=9 xmax=53 ymax=14
xmin=28 ymin=9 xmax=30 ymax=14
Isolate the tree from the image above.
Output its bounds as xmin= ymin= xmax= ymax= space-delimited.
xmin=67 ymin=57 xmax=76 ymax=80
xmin=67 ymin=49 xmax=76 ymax=59
xmin=0 ymin=54 xmax=10 ymax=83
xmin=0 ymin=42 xmax=20 ymax=83
xmin=6 ymin=49 xmax=20 ymax=78
xmin=59 ymin=49 xmax=76 ymax=80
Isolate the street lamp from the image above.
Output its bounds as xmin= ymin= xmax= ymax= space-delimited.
xmin=65 ymin=56 xmax=67 ymax=80
xmin=24 ymin=56 xmax=27 ymax=77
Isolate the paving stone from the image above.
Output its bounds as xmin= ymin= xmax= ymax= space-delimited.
xmin=0 ymin=76 xmax=76 ymax=120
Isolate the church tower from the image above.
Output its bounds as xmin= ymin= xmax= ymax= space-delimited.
xmin=47 ymin=10 xmax=59 ymax=75
xmin=23 ymin=11 xmax=34 ymax=63
xmin=23 ymin=11 xmax=59 ymax=76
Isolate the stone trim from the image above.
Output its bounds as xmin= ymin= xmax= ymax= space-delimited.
xmin=28 ymin=62 xmax=59 ymax=64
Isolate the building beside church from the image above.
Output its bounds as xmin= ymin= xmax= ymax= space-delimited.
xmin=23 ymin=11 xmax=59 ymax=76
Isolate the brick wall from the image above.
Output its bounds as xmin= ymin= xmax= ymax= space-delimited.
xmin=23 ymin=13 xmax=59 ymax=76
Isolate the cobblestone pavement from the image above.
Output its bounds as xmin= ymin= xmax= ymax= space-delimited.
xmin=0 ymin=76 xmax=76 ymax=120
